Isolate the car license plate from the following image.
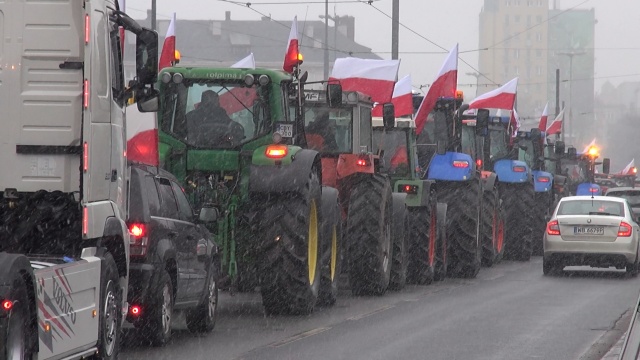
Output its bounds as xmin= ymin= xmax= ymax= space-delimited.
xmin=276 ymin=124 xmax=293 ymax=138
xmin=573 ymin=226 xmax=604 ymax=235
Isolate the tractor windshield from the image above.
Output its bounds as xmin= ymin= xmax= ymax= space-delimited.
xmin=489 ymin=127 xmax=510 ymax=160
xmin=160 ymin=80 xmax=270 ymax=149
xmin=461 ymin=125 xmax=476 ymax=157
xmin=373 ymin=129 xmax=411 ymax=176
xmin=302 ymin=105 xmax=353 ymax=154
xmin=519 ymin=139 xmax=536 ymax=167
xmin=560 ymin=158 xmax=588 ymax=184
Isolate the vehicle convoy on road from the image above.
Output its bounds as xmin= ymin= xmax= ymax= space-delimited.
xmin=372 ymin=117 xmax=447 ymax=285
xmin=0 ymin=1 xmax=159 ymax=359
xmin=155 ymin=66 xmax=334 ymax=315
xmin=547 ymin=142 xmax=608 ymax=196
xmin=124 ymin=164 xmax=220 ymax=346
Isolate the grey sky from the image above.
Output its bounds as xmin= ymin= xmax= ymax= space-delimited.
xmin=125 ymin=0 xmax=640 ymax=101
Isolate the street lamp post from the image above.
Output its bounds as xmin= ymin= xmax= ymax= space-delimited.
xmin=323 ymin=0 xmax=329 ymax=79
xmin=558 ymin=50 xmax=586 ymax=144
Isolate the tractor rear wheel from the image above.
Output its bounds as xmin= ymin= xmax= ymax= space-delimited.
xmin=318 ymin=187 xmax=342 ymax=306
xmin=502 ymin=184 xmax=534 ymax=261
xmin=389 ymin=194 xmax=408 ymax=291
xmin=406 ymin=205 xmax=437 ymax=285
xmin=257 ymin=170 xmax=322 ymax=315
xmin=482 ymin=188 xmax=503 ymax=267
xmin=346 ymin=174 xmax=393 ymax=296
xmin=434 ymin=203 xmax=448 ymax=281
xmin=440 ymin=181 xmax=482 ymax=278
xmin=531 ymin=192 xmax=551 ymax=256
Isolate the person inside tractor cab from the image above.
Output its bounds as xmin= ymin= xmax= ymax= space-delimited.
xmin=186 ymin=90 xmax=244 ymax=147
xmin=305 ymin=110 xmax=338 ymax=151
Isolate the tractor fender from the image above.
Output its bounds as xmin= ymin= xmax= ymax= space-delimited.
xmin=494 ymin=159 xmax=530 ymax=183
xmin=395 ymin=179 xmax=435 ymax=207
xmin=100 ymin=216 xmax=129 ymax=279
xmin=427 ymin=152 xmax=475 ymax=181
xmin=481 ymin=171 xmax=498 ymax=192
xmin=532 ymin=170 xmax=553 ymax=193
xmin=249 ymin=148 xmax=321 ymax=194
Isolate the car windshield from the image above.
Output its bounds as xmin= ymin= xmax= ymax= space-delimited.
xmin=607 ymin=191 xmax=640 ymax=207
xmin=373 ymin=128 xmax=411 ymax=176
xmin=557 ymin=199 xmax=625 ymax=216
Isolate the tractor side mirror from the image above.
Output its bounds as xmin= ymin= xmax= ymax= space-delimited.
xmin=383 ymin=103 xmax=395 ymax=130
xmin=136 ymin=28 xmax=159 ymax=85
xmin=199 ymin=205 xmax=219 ymax=223
xmin=436 ymin=140 xmax=447 ymax=155
xmin=327 ymin=83 xmax=342 ymax=107
xmin=567 ymin=146 xmax=577 ymax=159
xmin=555 ymin=140 xmax=565 ymax=155
xmin=602 ymin=158 xmax=611 ymax=175
xmin=136 ymin=90 xmax=159 ymax=112
xmin=476 ymin=109 xmax=490 ymax=136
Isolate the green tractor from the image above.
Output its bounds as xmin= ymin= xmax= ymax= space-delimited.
xmin=372 ymin=117 xmax=448 ymax=284
xmin=155 ymin=67 xmax=341 ymax=314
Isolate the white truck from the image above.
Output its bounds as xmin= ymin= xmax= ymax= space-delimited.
xmin=0 ymin=1 xmax=158 ymax=359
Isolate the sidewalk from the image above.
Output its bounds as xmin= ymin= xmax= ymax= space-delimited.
xmin=601 ymin=332 xmax=625 ymax=360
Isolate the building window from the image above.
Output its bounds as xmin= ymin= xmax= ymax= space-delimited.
xmin=514 ymin=49 xmax=520 ymax=59
xmin=506 ymin=0 xmax=511 ymax=6
xmin=536 ymin=32 xmax=542 ymax=41
xmin=537 ymin=66 xmax=543 ymax=75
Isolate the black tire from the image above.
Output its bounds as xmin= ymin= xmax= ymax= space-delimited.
xmin=257 ymin=170 xmax=322 ymax=315
xmin=434 ymin=203 xmax=448 ymax=281
xmin=346 ymin=174 xmax=393 ymax=296
xmin=531 ymin=192 xmax=551 ymax=256
xmin=439 ymin=181 xmax=482 ymax=278
xmin=2 ymin=274 xmax=30 ymax=360
xmin=502 ymin=184 xmax=534 ymax=261
xmin=481 ymin=189 xmax=498 ymax=267
xmin=389 ymin=194 xmax=408 ymax=291
xmin=406 ymin=206 xmax=436 ymax=285
xmin=543 ymin=256 xmax=562 ymax=276
xmin=141 ymin=269 xmax=173 ymax=346
xmin=318 ymin=187 xmax=342 ymax=306
xmin=627 ymin=256 xmax=639 ymax=277
xmin=186 ymin=264 xmax=219 ymax=332
xmin=97 ymin=252 xmax=121 ymax=360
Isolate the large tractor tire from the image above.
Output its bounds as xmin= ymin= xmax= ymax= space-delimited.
xmin=531 ymin=191 xmax=552 ymax=256
xmin=434 ymin=203 xmax=448 ymax=281
xmin=439 ymin=181 xmax=482 ymax=278
xmin=502 ymin=184 xmax=534 ymax=261
xmin=346 ymin=174 xmax=393 ymax=296
xmin=389 ymin=194 xmax=409 ymax=291
xmin=1 ymin=272 xmax=31 ymax=360
xmin=256 ymin=170 xmax=322 ymax=315
xmin=406 ymin=204 xmax=437 ymax=285
xmin=481 ymin=188 xmax=504 ymax=267
xmin=318 ymin=187 xmax=343 ymax=306
xmin=97 ymin=252 xmax=122 ymax=360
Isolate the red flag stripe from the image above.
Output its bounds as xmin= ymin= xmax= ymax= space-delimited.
xmin=415 ymin=69 xmax=457 ymax=135
xmin=329 ymin=77 xmax=397 ymax=104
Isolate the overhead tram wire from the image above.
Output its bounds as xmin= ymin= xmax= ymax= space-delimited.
xmin=357 ymin=0 xmax=499 ymax=87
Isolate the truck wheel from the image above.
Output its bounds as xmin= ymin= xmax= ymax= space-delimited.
xmin=481 ymin=189 xmax=501 ymax=267
xmin=257 ymin=170 xmax=322 ymax=315
xmin=186 ymin=265 xmax=218 ymax=332
xmin=347 ymin=174 xmax=393 ymax=296
xmin=502 ymin=184 xmax=534 ymax=261
xmin=531 ymin=192 xmax=551 ymax=256
xmin=318 ymin=187 xmax=342 ymax=306
xmin=389 ymin=195 xmax=408 ymax=291
xmin=142 ymin=269 xmax=173 ymax=346
xmin=406 ymin=206 xmax=436 ymax=285
xmin=3 ymin=275 xmax=30 ymax=360
xmin=434 ymin=203 xmax=448 ymax=281
xmin=97 ymin=252 xmax=121 ymax=360
xmin=440 ymin=181 xmax=482 ymax=278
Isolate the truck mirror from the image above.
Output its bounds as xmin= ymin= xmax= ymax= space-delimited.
xmin=383 ymin=103 xmax=395 ymax=129
xmin=199 ymin=205 xmax=219 ymax=223
xmin=476 ymin=109 xmax=490 ymax=136
xmin=436 ymin=140 xmax=447 ymax=155
xmin=136 ymin=29 xmax=159 ymax=85
xmin=602 ymin=158 xmax=611 ymax=174
xmin=136 ymin=90 xmax=159 ymax=112
xmin=555 ymin=140 xmax=565 ymax=155
xmin=567 ymin=146 xmax=577 ymax=158
xmin=327 ymin=83 xmax=342 ymax=107
xmin=530 ymin=128 xmax=542 ymax=141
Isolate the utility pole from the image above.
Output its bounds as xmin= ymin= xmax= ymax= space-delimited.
xmin=561 ymin=100 xmax=566 ymax=143
xmin=555 ymin=69 xmax=560 ymax=118
xmin=558 ymin=50 xmax=586 ymax=144
xmin=323 ymin=0 xmax=329 ymax=79
xmin=151 ymin=0 xmax=156 ymax=30
xmin=391 ymin=0 xmax=399 ymax=60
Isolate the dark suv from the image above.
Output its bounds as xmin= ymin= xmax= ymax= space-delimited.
xmin=126 ymin=164 xmax=219 ymax=346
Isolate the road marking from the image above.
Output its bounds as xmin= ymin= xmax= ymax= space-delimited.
xmin=347 ymin=305 xmax=395 ymax=321
xmin=268 ymin=327 xmax=331 ymax=348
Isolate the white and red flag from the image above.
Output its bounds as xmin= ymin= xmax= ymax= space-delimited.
xmin=159 ymin=13 xmax=176 ymax=70
xmin=581 ymin=138 xmax=596 ymax=154
xmin=546 ymin=108 xmax=564 ymax=135
xmin=538 ymin=103 xmax=549 ymax=131
xmin=232 ymin=53 xmax=256 ymax=69
xmin=509 ymin=108 xmax=521 ymax=139
xmin=468 ymin=77 xmax=518 ymax=111
xmin=618 ymin=159 xmax=636 ymax=175
xmin=372 ymin=75 xmax=413 ymax=117
xmin=414 ymin=44 xmax=458 ymax=135
xmin=126 ymin=109 xmax=159 ymax=167
xmin=329 ymin=57 xmax=400 ymax=104
xmin=283 ymin=16 xmax=300 ymax=73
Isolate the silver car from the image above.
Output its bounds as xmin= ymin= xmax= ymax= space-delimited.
xmin=543 ymin=196 xmax=640 ymax=275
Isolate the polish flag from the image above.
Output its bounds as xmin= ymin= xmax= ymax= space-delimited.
xmin=509 ymin=108 xmax=521 ymax=139
xmin=283 ymin=16 xmax=300 ymax=73
xmin=159 ymin=13 xmax=176 ymax=70
xmin=126 ymin=109 xmax=158 ymax=167
xmin=468 ymin=77 xmax=518 ymax=111
xmin=618 ymin=159 xmax=636 ymax=175
xmin=329 ymin=58 xmax=400 ymax=105
xmin=414 ymin=44 xmax=458 ymax=135
xmin=546 ymin=108 xmax=564 ymax=134
xmin=372 ymin=75 xmax=413 ymax=117
xmin=581 ymin=138 xmax=596 ymax=154
xmin=538 ymin=103 xmax=549 ymax=131
xmin=232 ymin=53 xmax=256 ymax=69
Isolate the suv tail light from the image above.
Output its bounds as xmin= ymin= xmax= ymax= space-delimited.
xmin=618 ymin=221 xmax=632 ymax=237
xmin=128 ymin=223 xmax=149 ymax=256
xmin=546 ymin=220 xmax=560 ymax=236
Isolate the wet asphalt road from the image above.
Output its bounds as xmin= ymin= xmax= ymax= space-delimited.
xmin=121 ymin=257 xmax=640 ymax=360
